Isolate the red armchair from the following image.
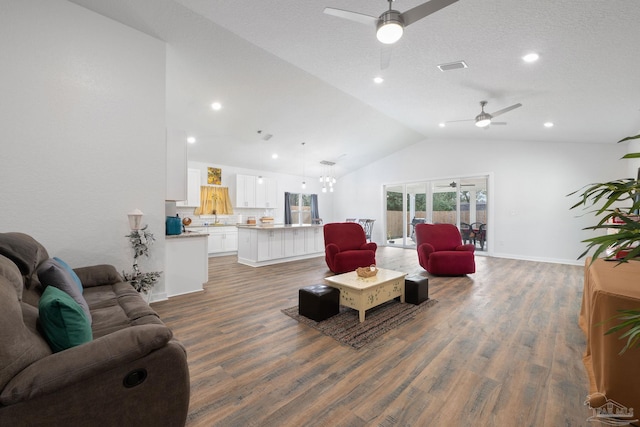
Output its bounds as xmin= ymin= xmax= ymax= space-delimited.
xmin=324 ymin=222 xmax=377 ymax=274
xmin=415 ymin=223 xmax=475 ymax=276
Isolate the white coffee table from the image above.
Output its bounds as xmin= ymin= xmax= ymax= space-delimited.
xmin=324 ymin=268 xmax=406 ymax=322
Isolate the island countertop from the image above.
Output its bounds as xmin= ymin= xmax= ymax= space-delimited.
xmin=235 ymin=224 xmax=324 ymax=230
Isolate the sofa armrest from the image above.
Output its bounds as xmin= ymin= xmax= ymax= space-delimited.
xmin=73 ymin=264 xmax=123 ymax=288
xmin=360 ymin=242 xmax=377 ymax=252
xmin=0 ymin=324 xmax=174 ymax=405
xmin=455 ymin=244 xmax=476 ymax=253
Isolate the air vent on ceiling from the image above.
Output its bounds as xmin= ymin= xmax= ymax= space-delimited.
xmin=257 ymin=130 xmax=273 ymax=141
xmin=437 ymin=61 xmax=468 ymax=72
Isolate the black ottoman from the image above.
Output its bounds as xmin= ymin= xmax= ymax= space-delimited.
xmin=405 ymin=275 xmax=429 ymax=305
xmin=299 ymin=285 xmax=340 ymax=321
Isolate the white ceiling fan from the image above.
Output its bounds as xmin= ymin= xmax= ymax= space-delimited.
xmin=324 ymin=0 xmax=458 ymax=69
xmin=436 ymin=181 xmax=475 ymax=188
xmin=448 ymin=101 xmax=523 ymax=128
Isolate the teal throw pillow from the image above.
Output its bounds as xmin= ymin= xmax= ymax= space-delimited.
xmin=53 ymin=257 xmax=83 ymax=294
xmin=39 ymin=286 xmax=93 ymax=352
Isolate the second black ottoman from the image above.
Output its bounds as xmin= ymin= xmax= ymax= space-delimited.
xmin=299 ymin=284 xmax=340 ymax=321
xmin=405 ymin=275 xmax=429 ymax=305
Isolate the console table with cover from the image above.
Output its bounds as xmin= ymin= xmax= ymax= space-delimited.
xmin=579 ymin=257 xmax=640 ymax=413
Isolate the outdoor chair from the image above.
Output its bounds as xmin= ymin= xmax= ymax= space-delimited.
xmin=358 ymin=219 xmax=375 ymax=242
xmin=460 ymin=222 xmax=472 ymax=244
xmin=410 ymin=217 xmax=426 ymax=242
xmin=470 ymin=222 xmax=486 ymax=250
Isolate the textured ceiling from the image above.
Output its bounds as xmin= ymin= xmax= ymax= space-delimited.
xmin=69 ymin=0 xmax=640 ymax=179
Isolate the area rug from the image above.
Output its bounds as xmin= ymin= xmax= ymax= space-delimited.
xmin=282 ymin=299 xmax=438 ymax=349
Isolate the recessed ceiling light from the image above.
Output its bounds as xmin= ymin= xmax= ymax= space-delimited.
xmin=271 ymin=153 xmax=278 ymax=159
xmin=439 ymin=123 xmax=446 ymax=128
xmin=544 ymin=122 xmax=554 ymax=128
xmin=211 ymin=102 xmax=222 ymax=111
xmin=187 ymin=136 xmax=196 ymax=144
xmin=373 ymin=76 xmax=384 ymax=84
xmin=522 ymin=53 xmax=539 ymax=63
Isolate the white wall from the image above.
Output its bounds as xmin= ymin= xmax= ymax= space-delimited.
xmin=332 ymin=138 xmax=628 ymax=265
xmin=0 ymin=1 xmax=167 ymax=296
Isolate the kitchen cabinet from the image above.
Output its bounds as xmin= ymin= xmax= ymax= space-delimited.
xmin=236 ymin=174 xmax=256 ymax=208
xmin=166 ymin=129 xmax=187 ymax=201
xmin=307 ymin=226 xmax=325 ymax=253
xmin=207 ymin=226 xmax=238 ymax=255
xmin=257 ymin=229 xmax=283 ymax=261
xmin=237 ymin=228 xmax=257 ymax=261
xmin=284 ymin=227 xmax=306 ymax=257
xmin=236 ymin=174 xmax=278 ymax=208
xmin=165 ymin=233 xmax=208 ymax=297
xmin=255 ymin=177 xmax=277 ymax=208
xmin=176 ymin=168 xmax=201 ymax=207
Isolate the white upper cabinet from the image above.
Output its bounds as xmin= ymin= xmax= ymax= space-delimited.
xmin=236 ymin=174 xmax=256 ymax=208
xmin=236 ymin=174 xmax=278 ymax=208
xmin=166 ymin=129 xmax=187 ymax=201
xmin=177 ymin=168 xmax=201 ymax=207
xmin=255 ymin=177 xmax=277 ymax=208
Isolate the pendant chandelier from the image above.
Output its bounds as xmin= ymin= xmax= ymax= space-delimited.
xmin=319 ymin=160 xmax=336 ymax=193
xmin=301 ymin=142 xmax=306 ymax=189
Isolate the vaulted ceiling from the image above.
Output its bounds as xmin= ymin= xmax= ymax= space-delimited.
xmin=69 ymin=0 xmax=640 ymax=179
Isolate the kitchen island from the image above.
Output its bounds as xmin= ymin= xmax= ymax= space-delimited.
xmin=237 ymin=224 xmax=324 ymax=267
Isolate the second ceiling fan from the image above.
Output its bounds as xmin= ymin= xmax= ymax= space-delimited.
xmin=448 ymin=101 xmax=523 ymax=128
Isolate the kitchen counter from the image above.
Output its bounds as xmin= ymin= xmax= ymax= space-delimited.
xmin=236 ymin=224 xmax=324 ymax=229
xmin=165 ymin=230 xmax=209 ymax=239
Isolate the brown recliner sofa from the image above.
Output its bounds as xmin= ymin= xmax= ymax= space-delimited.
xmin=0 ymin=232 xmax=190 ymax=427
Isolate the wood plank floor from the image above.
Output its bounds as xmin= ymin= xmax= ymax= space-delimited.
xmin=152 ymin=247 xmax=590 ymax=427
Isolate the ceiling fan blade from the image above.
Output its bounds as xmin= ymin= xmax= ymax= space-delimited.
xmin=491 ymin=122 xmax=507 ymax=125
xmin=446 ymin=119 xmax=474 ymax=123
xmin=490 ymin=103 xmax=522 ymax=118
xmin=323 ymin=7 xmax=378 ymax=27
xmin=400 ymin=0 xmax=459 ymax=27
xmin=380 ymin=45 xmax=393 ymax=70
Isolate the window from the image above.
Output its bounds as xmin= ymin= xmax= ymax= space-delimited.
xmin=384 ymin=175 xmax=488 ymax=252
xmin=288 ymin=193 xmax=313 ymax=225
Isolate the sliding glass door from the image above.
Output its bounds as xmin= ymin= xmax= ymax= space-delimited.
xmin=384 ymin=175 xmax=488 ymax=252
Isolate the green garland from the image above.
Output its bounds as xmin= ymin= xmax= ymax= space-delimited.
xmin=124 ymin=225 xmax=162 ymax=293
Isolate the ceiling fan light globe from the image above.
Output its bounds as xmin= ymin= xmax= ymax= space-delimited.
xmin=475 ymin=111 xmax=492 ymax=128
xmin=377 ymin=23 xmax=403 ymax=44
xmin=376 ymin=11 xmax=404 ymax=44
xmin=475 ymin=118 xmax=491 ymax=128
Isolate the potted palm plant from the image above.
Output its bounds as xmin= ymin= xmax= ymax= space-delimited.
xmin=569 ymin=134 xmax=640 ymax=262
xmin=569 ymin=133 xmax=640 ymax=353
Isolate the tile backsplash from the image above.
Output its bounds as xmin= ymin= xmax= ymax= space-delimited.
xmin=174 ymin=206 xmax=277 ymax=226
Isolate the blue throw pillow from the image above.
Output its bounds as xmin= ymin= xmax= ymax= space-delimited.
xmin=39 ymin=286 xmax=93 ymax=352
xmin=53 ymin=257 xmax=83 ymax=294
